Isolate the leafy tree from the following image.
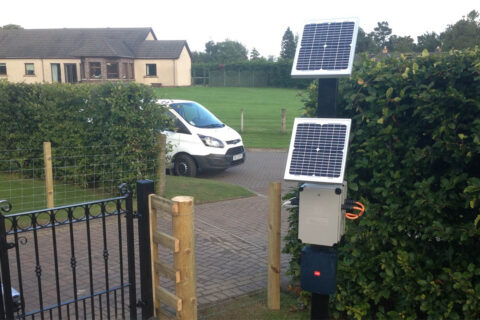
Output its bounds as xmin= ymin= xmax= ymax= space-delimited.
xmin=280 ymin=27 xmax=297 ymax=59
xmin=441 ymin=10 xmax=480 ymax=50
xmin=202 ymin=39 xmax=248 ymax=64
xmin=0 ymin=24 xmax=23 ymax=30
xmin=417 ymin=32 xmax=442 ymax=52
xmin=356 ymin=27 xmax=376 ymax=53
xmin=249 ymin=47 xmax=262 ymax=60
xmin=387 ymin=35 xmax=416 ymax=52
xmin=372 ymin=21 xmax=392 ymax=50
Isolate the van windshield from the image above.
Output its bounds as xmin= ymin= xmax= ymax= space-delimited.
xmin=170 ymin=102 xmax=225 ymax=128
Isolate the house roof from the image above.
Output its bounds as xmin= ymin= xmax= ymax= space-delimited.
xmin=0 ymin=28 xmax=189 ymax=59
xmin=135 ymin=40 xmax=191 ymax=59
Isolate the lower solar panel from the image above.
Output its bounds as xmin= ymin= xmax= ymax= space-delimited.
xmin=284 ymin=118 xmax=351 ymax=184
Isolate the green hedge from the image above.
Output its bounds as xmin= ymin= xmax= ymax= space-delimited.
xmin=0 ymin=81 xmax=169 ymax=189
xmin=284 ymin=48 xmax=480 ymax=319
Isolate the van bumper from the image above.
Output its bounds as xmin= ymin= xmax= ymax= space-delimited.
xmin=193 ymin=147 xmax=245 ymax=171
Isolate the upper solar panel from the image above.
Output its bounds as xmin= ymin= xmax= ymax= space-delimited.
xmin=284 ymin=118 xmax=351 ymax=184
xmin=291 ymin=18 xmax=359 ymax=78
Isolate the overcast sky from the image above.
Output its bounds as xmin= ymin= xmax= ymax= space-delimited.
xmin=3 ymin=0 xmax=479 ymax=57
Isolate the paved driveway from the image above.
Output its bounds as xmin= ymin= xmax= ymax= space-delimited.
xmin=194 ymin=149 xmax=296 ymax=305
xmin=198 ymin=149 xmax=297 ymax=195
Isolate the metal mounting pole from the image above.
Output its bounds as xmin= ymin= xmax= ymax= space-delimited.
xmin=310 ymin=78 xmax=339 ymax=320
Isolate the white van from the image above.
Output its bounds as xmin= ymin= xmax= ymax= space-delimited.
xmin=159 ymin=99 xmax=245 ymax=177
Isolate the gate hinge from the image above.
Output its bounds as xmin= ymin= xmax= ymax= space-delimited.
xmin=133 ymin=211 xmax=141 ymax=219
xmin=136 ymin=299 xmax=147 ymax=308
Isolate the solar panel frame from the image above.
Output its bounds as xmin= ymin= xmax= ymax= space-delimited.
xmin=284 ymin=118 xmax=351 ymax=184
xmin=291 ymin=18 xmax=359 ymax=79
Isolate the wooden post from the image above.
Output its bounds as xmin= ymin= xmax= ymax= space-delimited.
xmin=149 ymin=194 xmax=159 ymax=318
xmin=156 ymin=133 xmax=167 ymax=197
xmin=43 ymin=141 xmax=54 ymax=208
xmin=240 ymin=109 xmax=244 ymax=133
xmin=172 ymin=196 xmax=197 ymax=320
xmin=281 ymin=108 xmax=286 ymax=134
xmin=268 ymin=181 xmax=281 ymax=310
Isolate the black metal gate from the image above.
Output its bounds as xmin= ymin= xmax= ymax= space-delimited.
xmin=0 ymin=184 xmax=137 ymax=319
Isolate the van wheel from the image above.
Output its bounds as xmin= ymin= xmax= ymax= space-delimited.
xmin=174 ymin=154 xmax=197 ymax=177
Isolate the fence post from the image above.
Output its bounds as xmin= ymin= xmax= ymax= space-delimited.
xmin=268 ymin=182 xmax=281 ymax=310
xmin=172 ymin=196 xmax=197 ymax=320
xmin=240 ymin=109 xmax=244 ymax=133
xmin=156 ymin=134 xmax=167 ymax=197
xmin=43 ymin=142 xmax=54 ymax=208
xmin=137 ymin=180 xmax=155 ymax=319
xmin=281 ymin=109 xmax=286 ymax=134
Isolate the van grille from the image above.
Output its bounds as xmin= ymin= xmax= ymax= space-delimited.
xmin=226 ymin=146 xmax=244 ymax=155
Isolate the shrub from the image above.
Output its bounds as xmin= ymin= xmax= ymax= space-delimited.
xmin=0 ymin=81 xmax=169 ymax=189
xmin=284 ymin=48 xmax=480 ymax=319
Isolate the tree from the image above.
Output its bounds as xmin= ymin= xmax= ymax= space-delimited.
xmin=417 ymin=32 xmax=442 ymax=52
xmin=280 ymin=27 xmax=297 ymax=59
xmin=202 ymin=39 xmax=248 ymax=64
xmin=372 ymin=21 xmax=392 ymax=50
xmin=441 ymin=10 xmax=480 ymax=50
xmin=249 ymin=48 xmax=262 ymax=60
xmin=387 ymin=35 xmax=416 ymax=52
xmin=356 ymin=27 xmax=376 ymax=53
xmin=0 ymin=24 xmax=23 ymax=30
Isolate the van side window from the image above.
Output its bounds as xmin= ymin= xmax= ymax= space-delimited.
xmin=166 ymin=111 xmax=191 ymax=135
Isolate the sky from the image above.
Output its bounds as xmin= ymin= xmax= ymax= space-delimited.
xmin=2 ymin=0 xmax=479 ymax=58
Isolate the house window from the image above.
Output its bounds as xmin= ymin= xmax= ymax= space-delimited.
xmin=146 ymin=64 xmax=157 ymax=76
xmin=107 ymin=62 xmax=119 ymax=79
xmin=25 ymin=63 xmax=35 ymax=75
xmin=89 ymin=62 xmax=102 ymax=78
xmin=0 ymin=63 xmax=6 ymax=75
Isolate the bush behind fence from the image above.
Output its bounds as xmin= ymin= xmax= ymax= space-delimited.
xmin=0 ymin=81 xmax=169 ymax=198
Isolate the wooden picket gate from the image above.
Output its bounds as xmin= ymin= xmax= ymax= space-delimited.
xmin=148 ymin=194 xmax=197 ymax=320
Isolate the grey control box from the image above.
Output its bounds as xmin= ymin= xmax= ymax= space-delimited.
xmin=298 ymin=182 xmax=346 ymax=246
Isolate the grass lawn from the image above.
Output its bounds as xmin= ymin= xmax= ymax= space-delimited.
xmin=155 ymin=87 xmax=305 ymax=149
xmin=0 ymin=173 xmax=254 ymax=214
xmin=199 ymin=290 xmax=309 ymax=320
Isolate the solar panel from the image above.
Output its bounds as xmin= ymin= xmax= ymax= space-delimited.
xmin=284 ymin=118 xmax=351 ymax=184
xmin=291 ymin=18 xmax=359 ymax=79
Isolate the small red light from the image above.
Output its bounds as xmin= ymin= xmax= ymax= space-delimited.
xmin=314 ymin=271 xmax=321 ymax=277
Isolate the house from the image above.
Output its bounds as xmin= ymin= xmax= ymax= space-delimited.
xmin=0 ymin=28 xmax=191 ymax=86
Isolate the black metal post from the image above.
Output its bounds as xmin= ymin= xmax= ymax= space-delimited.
xmin=136 ymin=180 xmax=155 ymax=319
xmin=317 ymin=79 xmax=338 ymax=118
xmin=310 ymin=78 xmax=339 ymax=320
xmin=0 ymin=201 xmax=14 ymax=320
xmin=125 ymin=188 xmax=137 ymax=320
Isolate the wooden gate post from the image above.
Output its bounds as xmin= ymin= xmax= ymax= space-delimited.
xmin=240 ymin=109 xmax=244 ymax=133
xmin=156 ymin=133 xmax=167 ymax=197
xmin=268 ymin=181 xmax=281 ymax=310
xmin=172 ymin=196 xmax=197 ymax=320
xmin=281 ymin=109 xmax=286 ymax=134
xmin=43 ymin=142 xmax=54 ymax=208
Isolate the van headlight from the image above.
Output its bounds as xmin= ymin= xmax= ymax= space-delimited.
xmin=198 ymin=134 xmax=224 ymax=148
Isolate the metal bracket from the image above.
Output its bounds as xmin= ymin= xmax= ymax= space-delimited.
xmin=133 ymin=211 xmax=141 ymax=219
xmin=136 ymin=299 xmax=147 ymax=308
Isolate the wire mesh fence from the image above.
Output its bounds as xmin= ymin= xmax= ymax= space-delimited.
xmin=0 ymin=145 xmax=157 ymax=214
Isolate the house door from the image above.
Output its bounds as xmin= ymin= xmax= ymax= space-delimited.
xmin=64 ymin=63 xmax=78 ymax=83
xmin=51 ymin=63 xmax=61 ymax=83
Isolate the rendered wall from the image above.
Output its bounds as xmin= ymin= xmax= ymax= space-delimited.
xmin=0 ymin=59 xmax=81 ymax=83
